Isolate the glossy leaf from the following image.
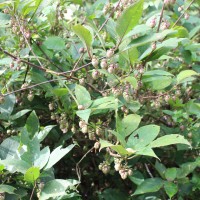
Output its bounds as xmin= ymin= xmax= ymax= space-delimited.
xmin=45 ymin=144 xmax=75 ymax=169
xmin=43 ymin=36 xmax=65 ymax=50
xmin=39 ymin=179 xmax=79 ymax=200
xmin=133 ymin=178 xmax=164 ymax=195
xmin=24 ymin=166 xmax=40 ymax=183
xmin=116 ymin=0 xmax=144 ymax=39
xmin=72 ymin=24 xmax=93 ymax=50
xmin=75 ymin=84 xmax=92 ymax=108
xmin=177 ymin=70 xmax=198 ymax=83
xmin=164 ymin=182 xmax=178 ymax=199
xmin=149 ymin=134 xmax=191 ymax=148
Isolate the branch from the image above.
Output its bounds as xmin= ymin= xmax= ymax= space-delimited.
xmin=172 ymin=0 xmax=195 ymax=28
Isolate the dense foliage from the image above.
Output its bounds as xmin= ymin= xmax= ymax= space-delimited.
xmin=0 ymin=0 xmax=199 ymax=199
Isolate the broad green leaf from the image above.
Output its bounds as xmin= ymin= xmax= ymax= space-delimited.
xmin=34 ymin=147 xmax=50 ymax=169
xmin=186 ymin=100 xmax=200 ymax=117
xmin=39 ymin=179 xmax=79 ymax=200
xmin=72 ymin=24 xmax=93 ymax=50
xmin=36 ymin=125 xmax=56 ymax=142
xmin=24 ymin=166 xmax=40 ymax=183
xmin=134 ymin=125 xmax=160 ymax=149
xmin=43 ymin=36 xmax=65 ymax=50
xmin=116 ymin=0 xmax=144 ymax=39
xmin=0 ymin=185 xmax=16 ymax=194
xmin=123 ymin=76 xmax=138 ymax=89
xmin=164 ymin=182 xmax=178 ymax=199
xmin=149 ymin=134 xmax=191 ymax=148
xmin=99 ymin=188 xmax=128 ymax=200
xmin=109 ymin=130 xmax=126 ymax=147
xmin=26 ymin=111 xmax=39 ymax=138
xmin=99 ymin=139 xmax=130 ymax=156
xmin=123 ymin=29 xmax=177 ymax=52
xmin=129 ymin=170 xmax=144 ymax=185
xmin=177 ymin=159 xmax=200 ymax=179
xmin=0 ymin=159 xmax=31 ymax=174
xmin=142 ymin=76 xmax=172 ymax=90
xmin=144 ymin=70 xmax=173 ymax=76
xmin=172 ymin=26 xmax=189 ymax=38
xmin=0 ymin=165 xmax=4 ymax=171
xmin=117 ymin=114 xmax=141 ymax=137
xmin=0 ymin=94 xmax=15 ymax=120
xmin=10 ymin=109 xmax=31 ymax=120
xmin=45 ymin=144 xmax=75 ymax=169
xmin=136 ymin=147 xmax=159 ymax=159
xmin=76 ymin=109 xmax=91 ymax=123
xmin=75 ymin=84 xmax=92 ymax=108
xmin=0 ymin=138 xmax=20 ymax=159
xmin=53 ymin=88 xmax=68 ymax=97
xmin=127 ymin=125 xmax=160 ymax=149
xmin=133 ymin=178 xmax=164 ymax=195
xmin=165 ymin=168 xmax=177 ymax=181
xmin=128 ymin=47 xmax=139 ymax=64
xmin=69 ymin=0 xmax=83 ymax=5
xmin=155 ymin=161 xmax=166 ymax=179
xmin=177 ymin=70 xmax=198 ymax=83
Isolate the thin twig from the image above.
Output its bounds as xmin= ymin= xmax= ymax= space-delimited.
xmin=29 ymin=181 xmax=37 ymax=200
xmin=2 ymin=79 xmax=65 ymax=97
xmin=172 ymin=0 xmax=195 ymax=28
xmin=31 ymin=38 xmax=64 ymax=72
xmin=144 ymin=163 xmax=154 ymax=178
xmin=157 ymin=3 xmax=165 ymax=33
xmin=96 ymin=0 xmax=122 ymax=35
xmin=76 ymin=147 xmax=94 ymax=182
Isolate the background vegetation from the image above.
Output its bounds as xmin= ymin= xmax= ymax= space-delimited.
xmin=0 ymin=0 xmax=199 ymax=199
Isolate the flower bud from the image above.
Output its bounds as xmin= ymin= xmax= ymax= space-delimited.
xmin=91 ymin=57 xmax=99 ymax=68
xmin=102 ymin=165 xmax=110 ymax=174
xmin=78 ymin=104 xmax=85 ymax=110
xmin=92 ymin=70 xmax=100 ymax=80
xmin=81 ymin=125 xmax=88 ymax=134
xmin=149 ymin=18 xmax=156 ymax=28
xmin=106 ymin=49 xmax=114 ymax=58
xmin=94 ymin=142 xmax=100 ymax=149
xmin=100 ymin=59 xmax=108 ymax=69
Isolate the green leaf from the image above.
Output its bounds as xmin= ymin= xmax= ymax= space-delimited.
xmin=123 ymin=76 xmax=138 ymax=89
xmin=34 ymin=147 xmax=50 ymax=169
xmin=136 ymin=147 xmax=159 ymax=159
xmin=164 ymin=182 xmax=178 ymax=199
xmin=72 ymin=24 xmax=93 ymax=50
xmin=75 ymin=84 xmax=92 ymax=108
xmin=133 ymin=178 xmax=164 ymax=195
xmin=0 ymin=94 xmax=16 ymax=120
xmin=0 ymin=185 xmax=16 ymax=194
xmin=172 ymin=26 xmax=189 ymax=38
xmin=134 ymin=125 xmax=160 ymax=149
xmin=155 ymin=161 xmax=166 ymax=179
xmin=39 ymin=179 xmax=79 ymax=200
xmin=0 ymin=138 xmax=20 ymax=159
xmin=129 ymin=170 xmax=144 ymax=185
xmin=99 ymin=139 xmax=130 ymax=156
xmin=127 ymin=125 xmax=160 ymax=149
xmin=10 ymin=109 xmax=31 ymax=120
xmin=43 ymin=36 xmax=65 ymax=51
xmin=117 ymin=114 xmax=141 ymax=137
xmin=26 ymin=111 xmax=39 ymax=138
xmin=123 ymin=29 xmax=177 ymax=52
xmin=36 ymin=125 xmax=56 ymax=142
xmin=116 ymin=0 xmax=144 ymax=39
xmin=45 ymin=144 xmax=75 ymax=169
xmin=177 ymin=70 xmax=198 ymax=84
xmin=142 ymin=76 xmax=172 ymax=90
xmin=53 ymin=88 xmax=68 ymax=97
xmin=109 ymin=130 xmax=126 ymax=147
xmin=76 ymin=109 xmax=91 ymax=123
xmin=24 ymin=166 xmax=40 ymax=183
xmin=165 ymin=168 xmax=177 ymax=181
xmin=149 ymin=134 xmax=191 ymax=148
xmin=0 ymin=159 xmax=31 ymax=174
